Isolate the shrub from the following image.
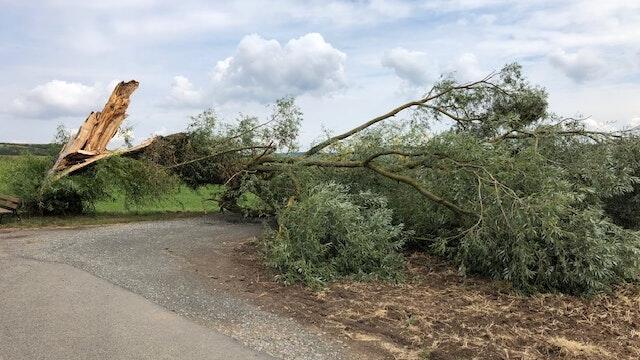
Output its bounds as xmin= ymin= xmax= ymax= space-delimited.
xmin=6 ymin=155 xmax=178 ymax=215
xmin=263 ymin=182 xmax=406 ymax=288
xmin=94 ymin=156 xmax=180 ymax=209
xmin=4 ymin=155 xmax=105 ymax=215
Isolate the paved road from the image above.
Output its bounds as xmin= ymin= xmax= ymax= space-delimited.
xmin=0 ymin=258 xmax=268 ymax=360
xmin=0 ymin=217 xmax=352 ymax=360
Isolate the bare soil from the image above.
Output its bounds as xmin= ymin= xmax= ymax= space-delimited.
xmin=185 ymin=234 xmax=640 ymax=360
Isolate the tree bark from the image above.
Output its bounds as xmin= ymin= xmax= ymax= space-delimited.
xmin=48 ymin=81 xmax=148 ymax=178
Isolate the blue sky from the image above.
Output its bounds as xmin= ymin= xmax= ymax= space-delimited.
xmin=1 ymin=0 xmax=639 ymax=147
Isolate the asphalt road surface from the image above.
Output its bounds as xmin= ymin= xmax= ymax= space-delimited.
xmin=0 ymin=216 xmax=353 ymax=360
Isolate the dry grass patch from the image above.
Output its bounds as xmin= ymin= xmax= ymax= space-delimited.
xmin=188 ymin=241 xmax=640 ymax=360
xmin=547 ymin=337 xmax=612 ymax=359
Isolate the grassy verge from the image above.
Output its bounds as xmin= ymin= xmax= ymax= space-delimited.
xmin=94 ymin=184 xmax=222 ymax=214
xmin=1 ymin=155 xmax=225 ymax=229
xmin=0 ymin=212 xmax=208 ymax=230
xmin=0 ymin=184 xmax=222 ymax=229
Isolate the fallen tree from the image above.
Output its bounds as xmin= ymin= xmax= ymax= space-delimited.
xmin=43 ymin=64 xmax=640 ymax=294
xmin=48 ymin=80 xmax=156 ymax=180
xmin=146 ymin=63 xmax=640 ymax=294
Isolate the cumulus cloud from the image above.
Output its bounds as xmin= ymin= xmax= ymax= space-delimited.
xmin=548 ymin=49 xmax=605 ymax=82
xmin=383 ymin=50 xmax=486 ymax=86
xmin=210 ymin=33 xmax=347 ymax=103
xmin=381 ymin=47 xmax=433 ymax=86
xmin=8 ymin=80 xmax=108 ymax=119
xmin=449 ymin=53 xmax=484 ymax=82
xmin=165 ymin=75 xmax=204 ymax=107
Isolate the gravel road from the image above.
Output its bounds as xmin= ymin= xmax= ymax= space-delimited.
xmin=0 ymin=216 xmax=355 ymax=360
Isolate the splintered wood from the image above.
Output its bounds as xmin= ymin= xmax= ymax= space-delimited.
xmin=48 ymin=80 xmax=155 ymax=180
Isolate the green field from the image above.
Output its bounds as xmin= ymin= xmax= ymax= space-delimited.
xmin=0 ymin=155 xmax=14 ymax=194
xmin=0 ymin=155 xmax=221 ymax=216
xmin=0 ymin=142 xmax=57 ymax=156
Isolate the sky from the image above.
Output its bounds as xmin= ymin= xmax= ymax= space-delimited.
xmin=1 ymin=0 xmax=639 ymax=148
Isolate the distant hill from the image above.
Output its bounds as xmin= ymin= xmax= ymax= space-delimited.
xmin=0 ymin=143 xmax=59 ymax=156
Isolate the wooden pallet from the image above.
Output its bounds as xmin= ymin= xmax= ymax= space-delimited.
xmin=0 ymin=195 xmax=22 ymax=223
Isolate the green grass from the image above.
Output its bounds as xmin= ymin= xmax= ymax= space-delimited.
xmin=0 ymin=155 xmax=226 ymax=228
xmin=0 ymin=155 xmax=17 ymax=194
xmin=1 ymin=155 xmax=221 ymax=213
xmin=0 ymin=154 xmax=267 ymax=230
xmin=0 ymin=143 xmax=57 ymax=156
xmin=94 ymin=184 xmax=222 ymax=214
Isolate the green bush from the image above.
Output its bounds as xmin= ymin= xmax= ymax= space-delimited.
xmin=6 ymin=155 xmax=179 ymax=216
xmin=3 ymin=155 xmax=102 ymax=215
xmin=263 ymin=182 xmax=406 ymax=288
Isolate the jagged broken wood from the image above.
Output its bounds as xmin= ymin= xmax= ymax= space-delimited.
xmin=48 ymin=80 xmax=156 ymax=180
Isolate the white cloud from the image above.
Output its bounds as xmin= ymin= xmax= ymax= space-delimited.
xmin=44 ymin=0 xmax=156 ymax=9
xmin=548 ymin=49 xmax=605 ymax=82
xmin=450 ymin=52 xmax=484 ymax=82
xmin=279 ymin=0 xmax=416 ymax=27
xmin=365 ymin=0 xmax=414 ymax=19
xmin=381 ymin=47 xmax=433 ymax=86
xmin=211 ymin=33 xmax=347 ymax=103
xmin=152 ymin=126 xmax=171 ymax=136
xmin=421 ymin=0 xmax=509 ymax=13
xmin=382 ymin=49 xmax=487 ymax=90
xmin=112 ymin=11 xmax=238 ymax=38
xmin=8 ymin=80 xmax=107 ymax=119
xmin=2 ymin=0 xmax=640 ymax=144
xmin=165 ymin=75 xmax=204 ymax=108
xmin=545 ymin=82 xmax=640 ymax=133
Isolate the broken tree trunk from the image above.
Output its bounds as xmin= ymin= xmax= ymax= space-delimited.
xmin=48 ymin=80 xmax=155 ymax=180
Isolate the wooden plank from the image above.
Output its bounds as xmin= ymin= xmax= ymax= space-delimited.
xmin=0 ymin=199 xmax=18 ymax=210
xmin=0 ymin=208 xmax=13 ymax=214
xmin=0 ymin=195 xmax=20 ymax=204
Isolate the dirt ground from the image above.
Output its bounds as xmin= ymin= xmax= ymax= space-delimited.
xmin=185 ymin=234 xmax=640 ymax=360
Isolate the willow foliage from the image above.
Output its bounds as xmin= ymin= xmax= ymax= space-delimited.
xmin=264 ymin=182 xmax=406 ymax=288
xmin=238 ymin=64 xmax=640 ymax=294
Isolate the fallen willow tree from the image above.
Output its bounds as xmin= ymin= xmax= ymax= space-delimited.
xmin=45 ymin=63 xmax=640 ymax=294
xmin=141 ymin=63 xmax=640 ymax=294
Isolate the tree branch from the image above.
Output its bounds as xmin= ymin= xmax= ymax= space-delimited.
xmin=364 ymin=163 xmax=475 ymax=216
xmin=257 ymin=152 xmax=475 ymax=217
xmin=167 ymin=145 xmax=275 ymax=169
xmin=304 ymin=75 xmax=498 ymax=156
